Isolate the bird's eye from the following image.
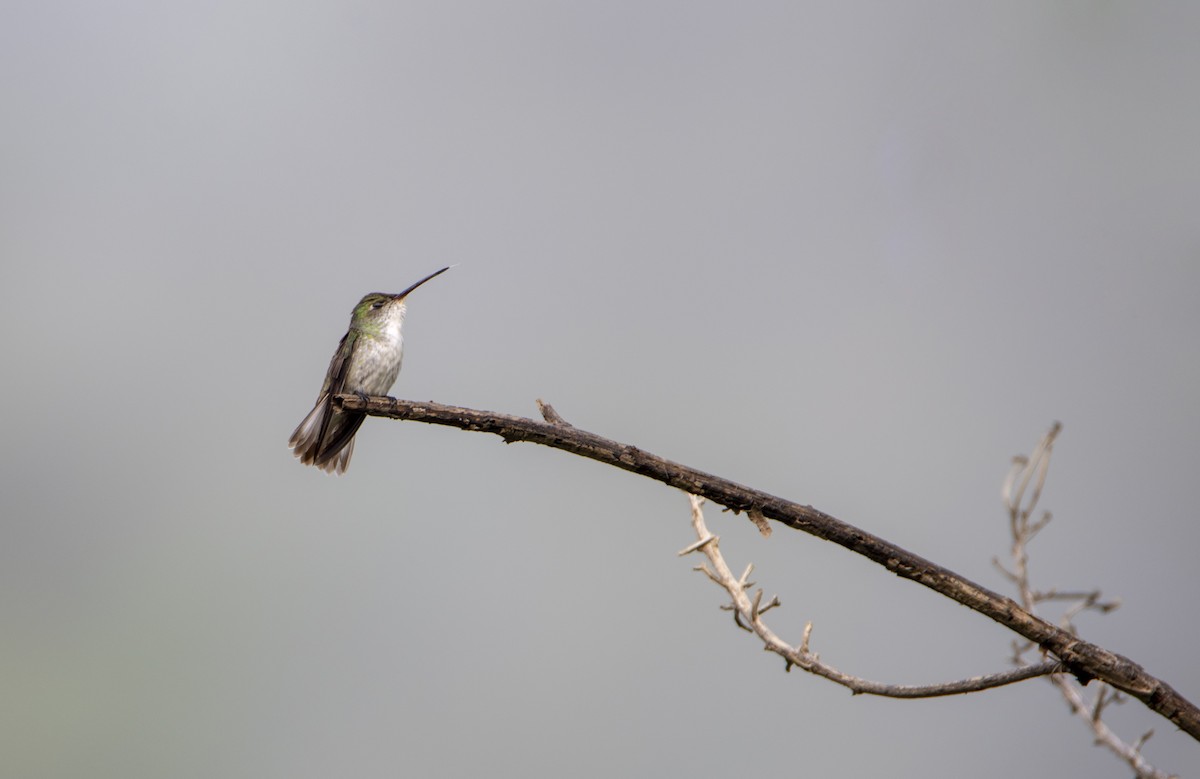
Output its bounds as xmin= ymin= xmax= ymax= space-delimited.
xmin=371 ymin=300 xmax=385 ymax=309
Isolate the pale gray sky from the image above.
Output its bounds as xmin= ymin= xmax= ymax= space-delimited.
xmin=2 ymin=2 xmax=1198 ymax=777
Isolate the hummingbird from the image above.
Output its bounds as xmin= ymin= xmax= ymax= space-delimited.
xmin=289 ymin=266 xmax=451 ymax=474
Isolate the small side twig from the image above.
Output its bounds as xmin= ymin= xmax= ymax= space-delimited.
xmin=535 ymin=398 xmax=572 ymax=427
xmin=747 ymin=507 xmax=771 ymax=537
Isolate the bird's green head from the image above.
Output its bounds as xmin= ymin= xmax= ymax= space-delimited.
xmin=350 ymin=292 xmax=403 ymax=332
xmin=348 ymin=266 xmax=451 ymax=332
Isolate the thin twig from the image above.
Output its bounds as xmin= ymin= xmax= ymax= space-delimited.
xmin=681 ymin=495 xmax=1063 ymax=699
xmin=1002 ymin=425 xmax=1174 ymax=779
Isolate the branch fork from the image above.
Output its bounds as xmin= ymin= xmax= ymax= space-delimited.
xmin=680 ymin=494 xmax=1062 ymax=699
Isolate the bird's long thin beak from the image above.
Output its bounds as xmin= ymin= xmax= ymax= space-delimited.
xmin=393 ymin=266 xmax=452 ymax=301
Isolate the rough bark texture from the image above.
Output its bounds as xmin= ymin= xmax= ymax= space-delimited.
xmin=335 ymin=395 xmax=1200 ymax=740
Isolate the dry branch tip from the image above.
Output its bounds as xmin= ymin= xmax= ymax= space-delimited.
xmin=535 ymin=398 xmax=572 ymax=427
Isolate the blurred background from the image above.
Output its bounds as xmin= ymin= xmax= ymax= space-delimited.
xmin=2 ymin=2 xmax=1198 ymax=777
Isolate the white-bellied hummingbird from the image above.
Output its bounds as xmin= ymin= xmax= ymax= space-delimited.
xmin=289 ymin=266 xmax=450 ymax=474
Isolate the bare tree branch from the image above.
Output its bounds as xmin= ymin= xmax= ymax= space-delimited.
xmin=681 ymin=495 xmax=1064 ymax=698
xmin=1002 ymin=425 xmax=1176 ymax=779
xmin=333 ymin=395 xmax=1199 ymax=741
